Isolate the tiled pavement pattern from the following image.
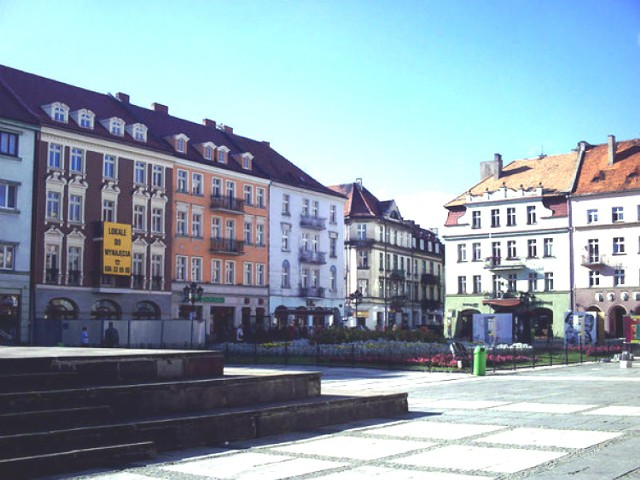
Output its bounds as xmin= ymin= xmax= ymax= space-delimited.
xmin=53 ymin=362 xmax=640 ymax=480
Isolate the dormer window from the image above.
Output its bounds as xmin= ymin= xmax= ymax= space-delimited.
xmin=177 ymin=138 xmax=185 ymax=153
xmin=101 ymin=117 xmax=125 ymax=137
xmin=42 ymin=102 xmax=69 ymax=123
xmin=71 ymin=109 xmax=95 ymax=129
xmin=166 ymin=133 xmax=189 ymax=154
xmin=205 ymin=145 xmax=213 ymax=160
xmin=242 ymin=153 xmax=253 ymax=170
xmin=218 ymin=146 xmax=229 ymax=164
xmin=126 ymin=123 xmax=148 ymax=142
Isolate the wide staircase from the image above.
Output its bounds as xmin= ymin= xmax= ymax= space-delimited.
xmin=0 ymin=347 xmax=408 ymax=478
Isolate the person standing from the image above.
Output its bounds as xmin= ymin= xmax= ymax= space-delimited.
xmin=81 ymin=326 xmax=89 ymax=346
xmin=103 ymin=321 xmax=120 ymax=347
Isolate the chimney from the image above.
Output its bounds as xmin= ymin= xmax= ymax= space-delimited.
xmin=202 ymin=118 xmax=217 ymax=128
xmin=115 ymin=92 xmax=130 ymax=104
xmin=608 ymin=135 xmax=616 ymax=165
xmin=493 ymin=153 xmax=503 ymax=179
xmin=152 ymin=103 xmax=168 ymax=114
xmin=262 ymin=140 xmax=270 ymax=147
xmin=356 ymin=178 xmax=363 ymax=190
xmin=480 ymin=153 xmax=503 ymax=180
xmin=224 ymin=125 xmax=234 ymax=134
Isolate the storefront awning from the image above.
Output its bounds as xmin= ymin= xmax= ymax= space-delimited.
xmin=482 ymin=298 xmax=522 ymax=308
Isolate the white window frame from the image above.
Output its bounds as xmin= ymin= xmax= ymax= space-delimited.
xmin=48 ymin=143 xmax=63 ymax=170
xmin=70 ymin=148 xmax=84 ymax=174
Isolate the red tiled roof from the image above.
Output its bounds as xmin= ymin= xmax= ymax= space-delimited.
xmin=329 ymin=183 xmax=386 ymax=218
xmin=574 ymin=139 xmax=640 ymax=194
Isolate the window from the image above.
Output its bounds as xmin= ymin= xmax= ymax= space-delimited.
xmin=132 ymin=252 xmax=144 ymax=279
xmin=218 ymin=149 xmax=227 ymax=164
xmin=244 ymin=263 xmax=253 ymax=285
xmin=204 ymin=145 xmax=213 ymax=160
xmin=176 ymin=211 xmax=187 ymax=236
xmin=151 ymin=165 xmax=163 ymax=188
xmin=613 ymin=237 xmax=625 ymax=255
xmin=357 ymin=250 xmax=369 ymax=268
xmin=614 ymin=268 xmax=625 ymax=286
xmin=330 ymin=237 xmax=337 ymax=258
xmin=457 ymin=244 xmax=467 ymax=262
xmin=330 ymin=266 xmax=337 ymax=291
xmin=0 ymin=244 xmax=14 ymax=270
xmin=312 ymin=200 xmax=319 ymax=218
xmin=46 ymin=191 xmax=61 ymax=220
xmin=587 ymin=209 xmax=598 ymax=224
xmin=192 ymin=173 xmax=203 ymax=195
xmin=256 ymin=264 xmax=265 ymax=286
xmin=0 ymin=182 xmax=17 ymax=209
xmin=281 ymin=260 xmax=290 ymax=288
xmin=109 ymin=119 xmax=124 ymax=136
xmin=225 ymin=219 xmax=235 ymax=239
xmin=302 ymin=199 xmax=310 ymax=216
xmin=282 ymin=227 xmax=290 ymax=251
xmin=612 ymin=206 xmax=624 ymax=222
xmin=527 ymin=239 xmax=537 ymax=258
xmin=211 ymin=217 xmax=221 ymax=239
xmin=102 ymin=199 xmax=115 ymax=222
xmin=491 ymin=241 xmax=501 ymax=262
xmin=330 ymin=205 xmax=337 ymax=223
xmin=176 ymin=256 xmax=187 ymax=281
xmin=507 ymin=273 xmax=517 ymax=292
xmin=544 ymin=272 xmax=554 ymax=291
xmin=527 ymin=206 xmax=537 ymax=225
xmin=457 ymin=276 xmax=467 ymax=294
xmin=225 ymin=261 xmax=235 ymax=285
xmin=191 ymin=257 xmax=202 ymax=282
xmin=103 ymin=155 xmax=116 ymax=179
xmin=472 ymin=242 xmax=481 ymax=261
xmin=151 ymin=254 xmax=162 ymax=287
xmin=243 ymin=222 xmax=252 ymax=244
xmin=506 ymin=240 xmax=516 ymax=259
xmin=192 ymin=212 xmax=202 ymax=237
xmin=257 ymin=188 xmax=265 ymax=208
xmin=543 ymin=238 xmax=553 ymax=257
xmin=491 ymin=209 xmax=500 ymax=228
xmin=256 ymin=223 xmax=265 ymax=246
xmin=225 ymin=181 xmax=235 ymax=199
xmin=45 ymin=244 xmax=60 ymax=283
xmin=212 ymin=259 xmax=221 ymax=284
xmin=48 ymin=143 xmax=62 ymax=169
xmin=282 ymin=194 xmax=290 ymax=215
xmin=242 ymin=155 xmax=251 ymax=170
xmin=134 ymin=161 xmax=146 ymax=184
xmin=68 ymin=194 xmax=83 ymax=223
xmin=472 ymin=211 xmax=481 ymax=229
xmin=473 ymin=275 xmax=482 ymax=294
xmin=301 ymin=268 xmax=309 ymax=288
xmin=506 ymin=207 xmax=516 ymax=226
xmin=177 ymin=138 xmax=186 ymax=153
xmin=151 ymin=207 xmax=164 ymax=234
xmin=79 ymin=111 xmax=93 ymax=128
xmin=0 ymin=131 xmax=18 ymax=156
xmin=589 ymin=270 xmax=600 ymax=287
xmin=65 ymin=246 xmax=81 ymax=284
xmin=301 ymin=233 xmax=309 ymax=251
xmin=70 ymin=148 xmax=84 ymax=173
xmin=177 ymin=170 xmax=188 ymax=192
xmin=211 ymin=177 xmax=222 ymax=197
xmin=356 ymin=224 xmax=367 ymax=240
xmin=528 ymin=272 xmax=538 ymax=292
xmin=588 ymin=239 xmax=600 ymax=262
xmin=53 ymin=104 xmax=68 ymax=122
xmin=243 ymin=185 xmax=253 ymax=205
xmin=133 ymin=124 xmax=146 ymax=142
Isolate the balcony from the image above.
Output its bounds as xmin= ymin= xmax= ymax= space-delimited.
xmin=389 ymin=269 xmax=405 ymax=281
xmin=421 ymin=299 xmax=442 ymax=310
xmin=67 ymin=270 xmax=81 ymax=286
xmin=299 ymin=250 xmax=327 ymax=264
xmin=210 ymin=237 xmax=244 ymax=255
xmin=131 ymin=274 xmax=145 ymax=290
xmin=151 ymin=276 xmax=163 ymax=290
xmin=299 ymin=286 xmax=325 ymax=298
xmin=421 ymin=273 xmax=439 ymax=285
xmin=210 ymin=195 xmax=244 ymax=214
xmin=346 ymin=238 xmax=375 ymax=248
xmin=581 ymin=254 xmax=609 ymax=268
xmin=300 ymin=215 xmax=326 ymax=230
xmin=484 ymin=256 xmax=526 ymax=271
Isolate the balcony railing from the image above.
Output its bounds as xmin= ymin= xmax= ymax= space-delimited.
xmin=299 ymin=286 xmax=325 ymax=298
xmin=389 ymin=269 xmax=405 ymax=280
xmin=67 ymin=270 xmax=81 ymax=286
xmin=484 ymin=256 xmax=526 ymax=271
xmin=421 ymin=299 xmax=442 ymax=310
xmin=45 ymin=268 xmax=59 ymax=284
xmin=581 ymin=254 xmax=609 ymax=268
xmin=210 ymin=195 xmax=245 ymax=213
xmin=151 ymin=276 xmax=163 ymax=290
xmin=299 ymin=250 xmax=327 ymax=264
xmin=132 ymin=274 xmax=145 ymax=290
xmin=421 ymin=273 xmax=439 ymax=285
xmin=210 ymin=237 xmax=245 ymax=255
xmin=300 ymin=215 xmax=326 ymax=230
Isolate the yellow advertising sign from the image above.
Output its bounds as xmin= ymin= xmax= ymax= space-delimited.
xmin=103 ymin=222 xmax=132 ymax=276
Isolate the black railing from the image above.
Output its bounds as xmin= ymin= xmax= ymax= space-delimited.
xmin=210 ymin=237 xmax=245 ymax=255
xmin=210 ymin=195 xmax=244 ymax=213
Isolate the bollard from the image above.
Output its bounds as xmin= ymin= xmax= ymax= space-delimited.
xmin=473 ymin=346 xmax=486 ymax=376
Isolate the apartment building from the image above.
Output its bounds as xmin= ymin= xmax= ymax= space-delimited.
xmin=331 ymin=180 xmax=444 ymax=330
xmin=0 ymin=82 xmax=38 ymax=343
xmin=443 ymin=150 xmax=582 ymax=341
xmin=572 ymin=135 xmax=640 ymax=337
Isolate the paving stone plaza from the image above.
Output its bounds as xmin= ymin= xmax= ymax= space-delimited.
xmin=54 ymin=362 xmax=640 ymax=480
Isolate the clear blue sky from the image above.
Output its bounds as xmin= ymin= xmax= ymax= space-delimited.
xmin=1 ymin=0 xmax=639 ymax=229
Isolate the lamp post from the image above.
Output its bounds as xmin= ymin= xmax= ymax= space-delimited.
xmin=182 ymin=282 xmax=203 ymax=319
xmin=349 ymin=289 xmax=363 ymax=327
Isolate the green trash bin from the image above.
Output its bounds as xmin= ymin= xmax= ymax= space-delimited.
xmin=473 ymin=346 xmax=486 ymax=376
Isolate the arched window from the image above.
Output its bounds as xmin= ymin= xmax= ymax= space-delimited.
xmin=90 ymin=299 xmax=121 ymax=320
xmin=281 ymin=260 xmax=290 ymax=288
xmin=46 ymin=298 xmax=78 ymax=320
xmin=133 ymin=301 xmax=160 ymax=320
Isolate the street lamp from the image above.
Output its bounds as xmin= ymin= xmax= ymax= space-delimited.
xmin=183 ymin=282 xmax=203 ymax=305
xmin=349 ymin=289 xmax=363 ymax=326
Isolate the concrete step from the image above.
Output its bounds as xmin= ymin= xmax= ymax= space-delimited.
xmin=0 ymin=441 xmax=156 ymax=479
xmin=0 ymin=371 xmax=322 ymax=417
xmin=0 ymin=405 xmax=114 ymax=434
xmin=0 ymin=371 xmax=82 ymax=392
